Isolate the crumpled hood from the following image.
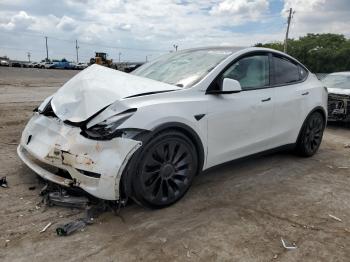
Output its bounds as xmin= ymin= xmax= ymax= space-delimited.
xmin=327 ymin=87 xmax=350 ymax=96
xmin=51 ymin=64 xmax=180 ymax=122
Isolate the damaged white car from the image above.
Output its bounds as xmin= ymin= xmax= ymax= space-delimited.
xmin=322 ymin=72 xmax=350 ymax=122
xmin=18 ymin=47 xmax=327 ymax=208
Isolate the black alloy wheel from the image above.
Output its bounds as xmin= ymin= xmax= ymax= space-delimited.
xmin=132 ymin=131 xmax=198 ymax=208
xmin=297 ymin=111 xmax=325 ymax=157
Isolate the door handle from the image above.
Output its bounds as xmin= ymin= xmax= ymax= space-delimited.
xmin=302 ymin=92 xmax=309 ymax=96
xmin=261 ymin=97 xmax=271 ymax=102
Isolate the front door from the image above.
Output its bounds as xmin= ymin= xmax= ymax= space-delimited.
xmin=206 ymin=54 xmax=275 ymax=168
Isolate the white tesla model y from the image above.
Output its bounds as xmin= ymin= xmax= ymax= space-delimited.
xmin=18 ymin=47 xmax=327 ymax=208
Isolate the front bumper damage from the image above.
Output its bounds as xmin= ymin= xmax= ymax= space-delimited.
xmin=328 ymin=93 xmax=350 ymax=122
xmin=17 ymin=113 xmax=142 ymax=200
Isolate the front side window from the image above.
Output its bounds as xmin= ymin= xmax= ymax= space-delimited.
xmin=221 ymin=55 xmax=269 ymax=90
xmin=273 ymin=56 xmax=300 ymax=85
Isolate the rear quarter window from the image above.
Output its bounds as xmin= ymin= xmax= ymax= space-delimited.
xmin=272 ymin=55 xmax=307 ymax=85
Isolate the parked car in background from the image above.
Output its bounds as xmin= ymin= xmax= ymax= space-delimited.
xmin=29 ymin=62 xmax=39 ymax=68
xmin=43 ymin=62 xmax=55 ymax=69
xmin=53 ymin=59 xmax=75 ymax=69
xmin=11 ymin=61 xmax=22 ymax=67
xmin=0 ymin=59 xmax=10 ymax=66
xmin=76 ymin=62 xmax=88 ymax=70
xmin=322 ymin=72 xmax=350 ymax=122
xmin=17 ymin=47 xmax=327 ymax=208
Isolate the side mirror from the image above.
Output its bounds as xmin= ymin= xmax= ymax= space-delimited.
xmin=222 ymin=78 xmax=242 ymax=93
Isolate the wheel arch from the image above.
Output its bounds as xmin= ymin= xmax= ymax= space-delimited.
xmin=119 ymin=122 xmax=205 ymax=199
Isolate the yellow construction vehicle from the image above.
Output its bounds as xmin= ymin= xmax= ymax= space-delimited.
xmin=89 ymin=52 xmax=114 ymax=67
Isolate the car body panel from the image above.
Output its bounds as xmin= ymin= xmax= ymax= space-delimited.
xmin=51 ymin=64 xmax=181 ymax=122
xmin=206 ymin=88 xmax=275 ymax=168
xmin=17 ymin=113 xmax=141 ymax=200
xmin=18 ymin=47 xmax=328 ymax=201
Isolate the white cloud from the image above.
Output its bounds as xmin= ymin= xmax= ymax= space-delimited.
xmin=282 ymin=0 xmax=350 ymax=38
xmin=56 ymin=16 xmax=77 ymax=31
xmin=211 ymin=0 xmax=269 ymax=19
xmin=0 ymin=11 xmax=35 ymax=31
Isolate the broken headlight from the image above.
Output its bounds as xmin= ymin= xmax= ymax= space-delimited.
xmin=82 ymin=109 xmax=136 ymax=140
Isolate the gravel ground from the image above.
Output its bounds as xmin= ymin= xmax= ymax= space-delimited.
xmin=0 ymin=67 xmax=349 ymax=262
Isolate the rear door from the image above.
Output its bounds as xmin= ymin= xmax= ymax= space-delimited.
xmin=206 ymin=53 xmax=275 ymax=168
xmin=269 ymin=54 xmax=309 ymax=146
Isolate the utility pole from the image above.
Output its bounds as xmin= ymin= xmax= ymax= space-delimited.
xmin=284 ymin=8 xmax=293 ymax=53
xmin=27 ymin=52 xmax=31 ymax=62
xmin=45 ymin=36 xmax=49 ymax=61
xmin=75 ymin=40 xmax=79 ymax=63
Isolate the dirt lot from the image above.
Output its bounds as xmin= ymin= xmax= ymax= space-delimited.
xmin=0 ymin=67 xmax=349 ymax=262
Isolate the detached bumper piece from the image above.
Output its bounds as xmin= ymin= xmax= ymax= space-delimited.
xmin=328 ymin=94 xmax=350 ymax=122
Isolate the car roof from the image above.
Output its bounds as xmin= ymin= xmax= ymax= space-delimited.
xmin=328 ymin=72 xmax=350 ymax=76
xmin=179 ymin=46 xmax=246 ymax=53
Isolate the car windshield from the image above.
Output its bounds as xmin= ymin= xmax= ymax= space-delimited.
xmin=132 ymin=49 xmax=235 ymax=88
xmin=322 ymin=74 xmax=350 ymax=89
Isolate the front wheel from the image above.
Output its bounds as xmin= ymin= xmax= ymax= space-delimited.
xmin=296 ymin=111 xmax=325 ymax=157
xmin=131 ymin=130 xmax=198 ymax=208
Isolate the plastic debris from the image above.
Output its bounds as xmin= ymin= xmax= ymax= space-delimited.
xmin=48 ymin=191 xmax=89 ymax=209
xmin=56 ymin=219 xmax=91 ymax=236
xmin=40 ymin=222 xmax=52 ymax=233
xmin=1 ymin=176 xmax=8 ymax=188
xmin=281 ymin=238 xmax=297 ymax=250
xmin=328 ymin=214 xmax=342 ymax=222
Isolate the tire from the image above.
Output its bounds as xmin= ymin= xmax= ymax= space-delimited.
xmin=130 ymin=130 xmax=198 ymax=208
xmin=296 ymin=111 xmax=325 ymax=157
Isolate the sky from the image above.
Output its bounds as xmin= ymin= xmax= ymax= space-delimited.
xmin=0 ymin=0 xmax=349 ymax=63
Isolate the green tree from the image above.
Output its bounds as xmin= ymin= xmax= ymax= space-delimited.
xmin=255 ymin=33 xmax=350 ymax=73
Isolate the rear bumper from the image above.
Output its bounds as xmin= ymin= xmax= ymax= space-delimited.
xmin=17 ymin=114 xmax=142 ymax=200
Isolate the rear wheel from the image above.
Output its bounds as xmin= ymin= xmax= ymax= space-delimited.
xmin=296 ymin=111 xmax=325 ymax=157
xmin=131 ymin=131 xmax=198 ymax=208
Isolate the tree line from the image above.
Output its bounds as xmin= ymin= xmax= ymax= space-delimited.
xmin=255 ymin=33 xmax=350 ymax=73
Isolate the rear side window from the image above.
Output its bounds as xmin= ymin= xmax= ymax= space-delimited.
xmin=272 ymin=56 xmax=305 ymax=85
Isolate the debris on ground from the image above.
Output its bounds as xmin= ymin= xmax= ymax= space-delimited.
xmin=337 ymin=166 xmax=349 ymax=169
xmin=1 ymin=176 xmax=8 ymax=188
xmin=281 ymin=238 xmax=297 ymax=250
xmin=328 ymin=214 xmax=342 ymax=222
xmin=37 ymin=182 xmax=126 ymax=236
xmin=40 ymin=222 xmax=52 ymax=233
xmin=47 ymin=191 xmax=89 ymax=209
xmin=344 ymin=144 xmax=350 ymax=148
xmin=273 ymin=254 xmax=278 ymax=259
xmin=28 ymin=186 xmax=36 ymax=190
xmin=56 ymin=218 xmax=91 ymax=236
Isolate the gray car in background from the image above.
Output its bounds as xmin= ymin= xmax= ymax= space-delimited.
xmin=322 ymin=72 xmax=350 ymax=122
